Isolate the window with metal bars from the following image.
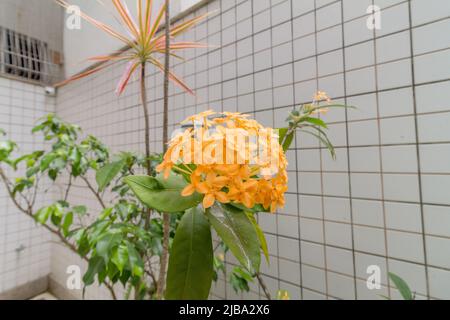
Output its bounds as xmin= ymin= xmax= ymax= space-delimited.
xmin=0 ymin=27 xmax=59 ymax=84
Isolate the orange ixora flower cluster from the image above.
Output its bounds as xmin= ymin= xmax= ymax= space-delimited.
xmin=156 ymin=111 xmax=288 ymax=212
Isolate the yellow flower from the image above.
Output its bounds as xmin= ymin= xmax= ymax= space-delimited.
xmin=313 ymin=91 xmax=331 ymax=103
xmin=157 ymin=111 xmax=289 ymax=211
xmin=228 ymin=177 xmax=258 ymax=209
xmin=195 ymin=172 xmax=230 ymax=208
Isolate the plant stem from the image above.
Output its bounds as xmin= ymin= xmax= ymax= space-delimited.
xmin=156 ymin=0 xmax=171 ymax=300
xmin=140 ymin=63 xmax=151 ymax=176
xmin=141 ymin=62 xmax=154 ymax=232
xmin=81 ymin=176 xmax=106 ymax=209
xmin=256 ymin=273 xmax=272 ymax=300
xmin=139 ymin=55 xmax=158 ymax=299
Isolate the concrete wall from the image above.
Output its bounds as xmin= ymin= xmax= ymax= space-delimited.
xmin=0 ymin=0 xmax=64 ymax=53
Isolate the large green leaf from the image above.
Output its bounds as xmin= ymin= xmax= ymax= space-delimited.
xmin=96 ymin=233 xmax=122 ymax=261
xmin=165 ymin=207 xmax=214 ymax=300
xmin=127 ymin=242 xmax=144 ymax=277
xmin=83 ymin=256 xmax=105 ymax=286
xmin=124 ymin=172 xmax=202 ymax=213
xmin=96 ymin=160 xmax=125 ymax=191
xmin=111 ymin=244 xmax=128 ymax=274
xmin=206 ymin=204 xmax=261 ymax=275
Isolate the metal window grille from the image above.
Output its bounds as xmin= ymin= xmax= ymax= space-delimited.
xmin=0 ymin=27 xmax=61 ymax=85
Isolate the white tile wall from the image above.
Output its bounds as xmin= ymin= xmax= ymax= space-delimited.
xmin=51 ymin=0 xmax=450 ymax=300
xmin=0 ymin=76 xmax=54 ymax=295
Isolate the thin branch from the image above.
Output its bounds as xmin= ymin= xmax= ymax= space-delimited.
xmin=145 ymin=257 xmax=158 ymax=286
xmin=81 ymin=175 xmax=106 ymax=209
xmin=30 ymin=175 xmax=40 ymax=208
xmin=0 ymin=166 xmax=29 ymax=214
xmin=64 ymin=174 xmax=72 ymax=202
xmin=105 ymin=282 xmax=118 ymax=300
xmin=256 ymin=273 xmax=272 ymax=300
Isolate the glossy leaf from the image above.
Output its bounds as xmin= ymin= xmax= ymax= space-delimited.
xmin=277 ymin=127 xmax=294 ymax=152
xmin=166 ymin=207 xmax=214 ymax=300
xmin=124 ymin=172 xmax=202 ymax=213
xmin=127 ymin=242 xmax=144 ymax=277
xmin=62 ymin=212 xmax=73 ymax=237
xmin=246 ymin=212 xmax=270 ymax=264
xmin=96 ymin=160 xmax=125 ymax=191
xmin=34 ymin=206 xmax=52 ymax=224
xmin=278 ymin=128 xmax=288 ymax=145
xmin=83 ymin=256 xmax=105 ymax=286
xmin=112 ymin=244 xmax=128 ymax=274
xmin=96 ymin=233 xmax=122 ymax=261
xmin=206 ymin=204 xmax=260 ymax=275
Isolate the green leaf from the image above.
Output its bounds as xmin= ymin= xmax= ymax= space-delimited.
xmin=96 ymin=160 xmax=125 ymax=191
xmin=31 ymin=124 xmax=45 ymax=133
xmin=111 ymin=244 xmax=128 ymax=274
xmin=304 ymin=116 xmax=328 ymax=128
xmin=40 ymin=153 xmax=57 ymax=171
xmin=124 ymin=172 xmax=202 ymax=213
xmin=388 ymin=272 xmax=414 ymax=300
xmin=127 ymin=242 xmax=144 ymax=277
xmin=166 ymin=207 xmax=214 ymax=300
xmin=0 ymin=140 xmax=16 ymax=162
xmin=34 ymin=206 xmax=52 ymax=224
xmin=282 ymin=132 xmax=294 ymax=152
xmin=96 ymin=233 xmax=122 ymax=261
xmin=99 ymin=207 xmax=113 ymax=220
xmin=300 ymin=129 xmax=336 ymax=159
xmin=26 ymin=166 xmax=40 ymax=178
xmin=50 ymin=203 xmax=63 ymax=226
xmin=74 ymin=229 xmax=90 ymax=257
xmin=278 ymin=128 xmax=288 ymax=145
xmin=83 ymin=256 xmax=105 ymax=286
xmin=277 ymin=128 xmax=294 ymax=152
xmin=206 ymin=204 xmax=261 ymax=275
xmin=73 ymin=205 xmax=87 ymax=215
xmin=246 ymin=212 xmax=269 ymax=264
xmin=62 ymin=212 xmax=73 ymax=237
